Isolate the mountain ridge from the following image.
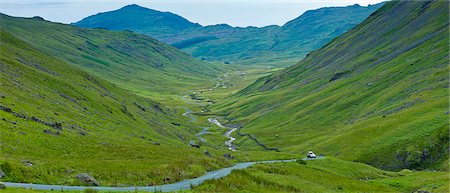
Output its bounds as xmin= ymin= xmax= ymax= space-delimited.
xmin=74 ymin=3 xmax=384 ymax=66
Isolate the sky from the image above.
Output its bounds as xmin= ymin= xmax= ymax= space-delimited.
xmin=0 ymin=0 xmax=385 ymax=27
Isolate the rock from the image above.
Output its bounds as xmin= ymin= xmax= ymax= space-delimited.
xmin=203 ymin=150 xmax=212 ymax=157
xmin=65 ymin=169 xmax=75 ymax=174
xmin=0 ymin=182 xmax=5 ymax=189
xmin=76 ymin=173 xmax=99 ymax=186
xmin=152 ymin=142 xmax=160 ymax=145
xmin=43 ymin=129 xmax=61 ymax=135
xmin=21 ymin=160 xmax=33 ymax=167
xmin=414 ymin=191 xmax=431 ymax=193
xmin=0 ymin=168 xmax=5 ymax=179
xmin=223 ymin=153 xmax=233 ymax=159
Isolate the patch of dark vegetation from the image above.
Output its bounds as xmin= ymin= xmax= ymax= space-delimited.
xmin=172 ymin=36 xmax=217 ymax=49
xmin=171 ymin=122 xmax=181 ymax=126
xmin=395 ymin=127 xmax=448 ymax=170
xmin=188 ymin=94 xmax=204 ymax=100
xmin=329 ymin=71 xmax=351 ymax=82
xmin=296 ymin=159 xmax=307 ymax=165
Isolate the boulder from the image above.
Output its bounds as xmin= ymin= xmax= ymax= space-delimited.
xmin=76 ymin=173 xmax=99 ymax=186
xmin=223 ymin=153 xmax=233 ymax=159
xmin=21 ymin=160 xmax=33 ymax=167
xmin=152 ymin=142 xmax=160 ymax=145
xmin=203 ymin=150 xmax=212 ymax=157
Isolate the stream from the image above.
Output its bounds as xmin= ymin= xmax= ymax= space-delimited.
xmin=208 ymin=118 xmax=237 ymax=151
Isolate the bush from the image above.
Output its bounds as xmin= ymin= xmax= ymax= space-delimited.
xmin=83 ymin=188 xmax=98 ymax=193
xmin=296 ymin=159 xmax=307 ymax=165
xmin=0 ymin=162 xmax=12 ymax=174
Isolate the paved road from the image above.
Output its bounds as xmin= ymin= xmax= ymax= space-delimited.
xmin=3 ymin=157 xmax=325 ymax=192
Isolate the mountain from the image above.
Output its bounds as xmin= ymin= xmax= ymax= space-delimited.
xmin=0 ymin=28 xmax=229 ymax=186
xmin=1 ymin=14 xmax=219 ymax=96
xmin=74 ymin=3 xmax=384 ymax=66
xmin=212 ymin=0 xmax=449 ymax=170
xmin=74 ymin=4 xmax=201 ymax=40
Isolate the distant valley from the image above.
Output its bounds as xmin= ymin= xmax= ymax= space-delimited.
xmin=74 ymin=3 xmax=384 ymax=66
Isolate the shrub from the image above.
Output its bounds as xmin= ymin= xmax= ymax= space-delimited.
xmin=0 ymin=162 xmax=12 ymax=174
xmin=83 ymin=188 xmax=98 ymax=193
xmin=296 ymin=159 xmax=307 ymax=165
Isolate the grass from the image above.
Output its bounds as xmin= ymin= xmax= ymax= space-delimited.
xmin=0 ymin=29 xmax=233 ymax=186
xmin=0 ymin=14 xmax=221 ymax=96
xmin=74 ymin=3 xmax=383 ymax=67
xmin=191 ymin=158 xmax=449 ymax=193
xmin=207 ymin=0 xmax=449 ymax=171
xmin=0 ymin=1 xmax=447 ymax=191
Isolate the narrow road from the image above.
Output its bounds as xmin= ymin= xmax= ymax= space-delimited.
xmin=3 ymin=157 xmax=325 ymax=192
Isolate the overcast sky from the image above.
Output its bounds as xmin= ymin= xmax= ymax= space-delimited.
xmin=0 ymin=0 xmax=385 ymax=27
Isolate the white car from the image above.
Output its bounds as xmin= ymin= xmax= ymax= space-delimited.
xmin=307 ymin=151 xmax=317 ymax=158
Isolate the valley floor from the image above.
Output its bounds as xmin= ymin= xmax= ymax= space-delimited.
xmin=5 ymin=158 xmax=448 ymax=193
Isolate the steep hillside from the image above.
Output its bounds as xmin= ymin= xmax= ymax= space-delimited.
xmin=1 ymin=14 xmax=219 ymax=95
xmin=74 ymin=4 xmax=383 ymax=66
xmin=0 ymin=29 xmax=229 ymax=186
xmin=213 ymin=1 xmax=449 ymax=170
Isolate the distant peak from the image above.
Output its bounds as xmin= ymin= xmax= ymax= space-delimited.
xmin=125 ymin=4 xmax=140 ymax=7
xmin=121 ymin=4 xmax=147 ymax=10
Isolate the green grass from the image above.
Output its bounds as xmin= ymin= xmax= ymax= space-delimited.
xmin=0 ymin=14 xmax=221 ymax=96
xmin=208 ymin=1 xmax=449 ymax=171
xmin=0 ymin=29 xmax=233 ymax=186
xmin=191 ymin=158 xmax=449 ymax=193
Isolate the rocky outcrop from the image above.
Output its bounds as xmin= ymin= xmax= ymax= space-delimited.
xmin=76 ymin=173 xmax=99 ymax=186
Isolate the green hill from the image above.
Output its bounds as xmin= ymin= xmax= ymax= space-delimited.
xmin=211 ymin=0 xmax=449 ymax=170
xmin=1 ymin=14 xmax=219 ymax=96
xmin=0 ymin=18 xmax=230 ymax=186
xmin=74 ymin=4 xmax=201 ymax=40
xmin=74 ymin=4 xmax=383 ymax=66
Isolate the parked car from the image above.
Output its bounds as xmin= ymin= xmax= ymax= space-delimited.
xmin=307 ymin=151 xmax=317 ymax=158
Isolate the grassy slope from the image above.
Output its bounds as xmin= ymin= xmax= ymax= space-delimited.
xmin=212 ymin=1 xmax=449 ymax=170
xmin=180 ymin=3 xmax=384 ymax=67
xmin=0 ymin=14 xmax=220 ymax=96
xmin=192 ymin=158 xmax=449 ymax=193
xmin=0 ymin=29 xmax=231 ymax=186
